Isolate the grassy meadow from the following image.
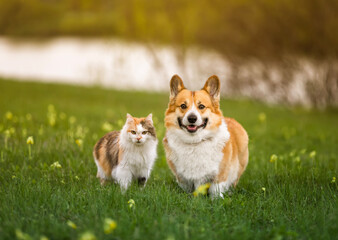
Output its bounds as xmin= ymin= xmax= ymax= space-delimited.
xmin=0 ymin=78 xmax=337 ymax=240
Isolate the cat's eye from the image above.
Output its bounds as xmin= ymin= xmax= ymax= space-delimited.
xmin=180 ymin=104 xmax=187 ymax=109
xmin=142 ymin=131 xmax=147 ymax=135
xmin=198 ymin=104 xmax=205 ymax=110
xmin=131 ymin=130 xmax=136 ymax=135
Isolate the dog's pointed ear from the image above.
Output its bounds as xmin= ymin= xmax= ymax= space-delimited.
xmin=170 ymin=75 xmax=185 ymax=98
xmin=202 ymin=75 xmax=220 ymax=101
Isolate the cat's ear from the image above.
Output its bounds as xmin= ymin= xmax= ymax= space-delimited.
xmin=170 ymin=74 xmax=185 ymax=99
xmin=126 ymin=113 xmax=133 ymax=122
xmin=145 ymin=113 xmax=153 ymax=124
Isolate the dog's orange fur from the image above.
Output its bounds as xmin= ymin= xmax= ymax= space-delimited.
xmin=163 ymin=75 xmax=249 ymax=191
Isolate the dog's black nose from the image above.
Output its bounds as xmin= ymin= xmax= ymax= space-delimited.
xmin=187 ymin=114 xmax=197 ymax=123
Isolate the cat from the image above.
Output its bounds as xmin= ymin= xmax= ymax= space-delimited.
xmin=93 ymin=113 xmax=158 ymax=191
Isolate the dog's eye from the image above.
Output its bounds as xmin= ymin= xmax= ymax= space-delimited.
xmin=180 ymin=104 xmax=187 ymax=109
xmin=198 ymin=104 xmax=205 ymax=110
xmin=142 ymin=131 xmax=147 ymax=135
xmin=131 ymin=130 xmax=136 ymax=135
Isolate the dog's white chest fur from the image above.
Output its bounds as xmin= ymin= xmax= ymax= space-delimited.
xmin=166 ymin=121 xmax=230 ymax=184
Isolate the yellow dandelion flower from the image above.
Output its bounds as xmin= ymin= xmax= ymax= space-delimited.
xmin=258 ymin=112 xmax=266 ymax=123
xmin=26 ymin=136 xmax=34 ymax=145
xmin=78 ymin=231 xmax=96 ymax=240
xmin=26 ymin=114 xmax=32 ymax=121
xmin=75 ymin=139 xmax=83 ymax=147
xmin=294 ymin=156 xmax=301 ymax=163
xmin=102 ymin=122 xmax=114 ymax=132
xmin=117 ymin=119 xmax=124 ymax=128
xmin=4 ymin=129 xmax=11 ymax=138
xmin=9 ymin=127 xmax=15 ymax=134
xmin=104 ymin=218 xmax=117 ymax=234
xmin=50 ymin=161 xmax=62 ymax=169
xmin=262 ymin=187 xmax=266 ymax=192
xmin=128 ymin=199 xmax=135 ymax=209
xmin=69 ymin=116 xmax=77 ymax=125
xmin=309 ymin=151 xmax=316 ymax=158
xmin=5 ymin=111 xmax=13 ymax=120
xmin=193 ymin=183 xmax=211 ymax=197
xmin=75 ymin=176 xmax=80 ymax=181
xmin=67 ymin=220 xmax=77 ymax=229
xmin=270 ymin=154 xmax=278 ymax=163
xmin=59 ymin=112 xmax=67 ymax=120
xmin=332 ymin=177 xmax=336 ymax=183
xmin=15 ymin=229 xmax=32 ymax=240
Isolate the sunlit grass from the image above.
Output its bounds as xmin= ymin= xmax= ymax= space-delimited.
xmin=0 ymin=79 xmax=337 ymax=240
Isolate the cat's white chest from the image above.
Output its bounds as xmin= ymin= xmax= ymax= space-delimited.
xmin=119 ymin=140 xmax=157 ymax=177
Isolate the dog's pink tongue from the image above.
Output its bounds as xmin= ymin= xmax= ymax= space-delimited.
xmin=187 ymin=125 xmax=197 ymax=131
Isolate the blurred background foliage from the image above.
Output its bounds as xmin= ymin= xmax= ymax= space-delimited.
xmin=1 ymin=0 xmax=338 ymax=59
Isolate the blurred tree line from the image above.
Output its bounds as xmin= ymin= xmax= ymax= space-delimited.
xmin=0 ymin=0 xmax=338 ymax=59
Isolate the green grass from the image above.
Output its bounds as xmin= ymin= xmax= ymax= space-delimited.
xmin=0 ymin=78 xmax=337 ymax=240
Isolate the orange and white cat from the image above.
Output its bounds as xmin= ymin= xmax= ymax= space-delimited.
xmin=163 ymin=75 xmax=249 ymax=198
xmin=93 ymin=113 xmax=158 ymax=191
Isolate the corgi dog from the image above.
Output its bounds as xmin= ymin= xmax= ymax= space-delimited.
xmin=94 ymin=113 xmax=158 ymax=191
xmin=163 ymin=75 xmax=249 ymax=198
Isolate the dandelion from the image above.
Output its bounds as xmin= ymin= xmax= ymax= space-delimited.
xmin=309 ymin=151 xmax=316 ymax=158
xmin=117 ymin=119 xmax=124 ymax=128
xmin=332 ymin=177 xmax=336 ymax=183
xmin=75 ymin=176 xmax=80 ymax=181
xmin=15 ymin=229 xmax=32 ymax=240
xmin=78 ymin=231 xmax=96 ymax=240
xmin=50 ymin=161 xmax=62 ymax=169
xmin=27 ymin=136 xmax=34 ymax=145
xmin=75 ymin=139 xmax=83 ymax=147
xmin=270 ymin=154 xmax=278 ymax=163
xmin=26 ymin=114 xmax=32 ymax=121
xmin=12 ymin=175 xmax=16 ymax=179
xmin=26 ymin=136 xmax=34 ymax=160
xmin=128 ymin=199 xmax=135 ymax=209
xmin=47 ymin=105 xmax=57 ymax=127
xmin=294 ymin=156 xmax=301 ymax=163
xmin=258 ymin=112 xmax=266 ymax=123
xmin=102 ymin=122 xmax=113 ymax=132
xmin=104 ymin=218 xmax=117 ymax=234
xmin=5 ymin=111 xmax=13 ymax=120
xmin=270 ymin=154 xmax=278 ymax=171
xmin=69 ymin=116 xmax=77 ymax=125
xmin=262 ymin=187 xmax=266 ymax=197
xmin=40 ymin=236 xmax=49 ymax=240
xmin=67 ymin=220 xmax=77 ymax=229
xmin=193 ymin=183 xmax=211 ymax=197
xmin=59 ymin=112 xmax=67 ymax=120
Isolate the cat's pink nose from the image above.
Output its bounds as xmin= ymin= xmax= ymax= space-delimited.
xmin=136 ymin=137 xmax=142 ymax=141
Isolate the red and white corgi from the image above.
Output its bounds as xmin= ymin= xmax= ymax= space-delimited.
xmin=163 ymin=75 xmax=249 ymax=198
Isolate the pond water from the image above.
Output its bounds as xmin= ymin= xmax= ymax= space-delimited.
xmin=0 ymin=37 xmax=229 ymax=91
xmin=1 ymin=37 xmax=336 ymax=107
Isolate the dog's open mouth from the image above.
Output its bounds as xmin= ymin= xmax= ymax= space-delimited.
xmin=178 ymin=118 xmax=208 ymax=133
